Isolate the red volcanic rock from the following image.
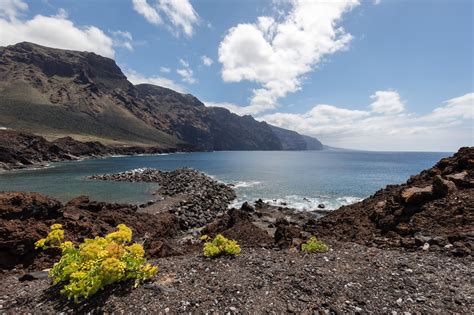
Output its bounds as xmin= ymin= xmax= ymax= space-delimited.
xmin=0 ymin=192 xmax=179 ymax=270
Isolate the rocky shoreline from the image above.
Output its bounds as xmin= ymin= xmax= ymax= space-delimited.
xmin=89 ymin=168 xmax=236 ymax=229
xmin=0 ymin=129 xmax=191 ymax=171
xmin=0 ymin=148 xmax=472 ymax=313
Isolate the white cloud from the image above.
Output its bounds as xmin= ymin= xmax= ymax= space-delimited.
xmin=179 ymin=58 xmax=189 ymax=67
xmin=112 ymin=30 xmax=134 ymax=51
xmin=160 ymin=66 xmax=171 ymax=73
xmin=373 ymin=0 xmax=382 ymax=5
xmin=176 ymin=58 xmax=196 ymax=84
xmin=261 ymin=91 xmax=474 ymax=151
xmin=218 ymin=0 xmax=360 ymax=115
xmin=0 ymin=0 xmax=28 ymax=20
xmin=369 ymin=90 xmax=405 ymax=114
xmin=126 ymin=69 xmax=186 ymax=93
xmin=177 ymin=68 xmax=196 ymax=84
xmin=0 ymin=4 xmax=132 ymax=58
xmin=201 ymin=55 xmax=213 ymax=66
xmin=132 ymin=0 xmax=198 ymax=37
xmin=423 ymin=93 xmax=474 ymax=122
xmin=132 ymin=0 xmax=162 ymax=25
xmin=204 ymin=101 xmax=252 ymax=116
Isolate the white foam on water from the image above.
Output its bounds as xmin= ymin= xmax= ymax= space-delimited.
xmin=230 ymin=194 xmax=363 ymax=212
xmin=229 ymin=180 xmax=261 ymax=188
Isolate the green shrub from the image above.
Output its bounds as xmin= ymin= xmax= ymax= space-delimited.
xmin=301 ymin=236 xmax=329 ymax=253
xmin=35 ymin=224 xmax=157 ymax=303
xmin=202 ymin=234 xmax=241 ymax=258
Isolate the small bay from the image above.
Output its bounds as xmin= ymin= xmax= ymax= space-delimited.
xmin=0 ymin=150 xmax=450 ymax=210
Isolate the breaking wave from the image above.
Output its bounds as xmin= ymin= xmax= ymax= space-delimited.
xmin=230 ymin=194 xmax=363 ymax=212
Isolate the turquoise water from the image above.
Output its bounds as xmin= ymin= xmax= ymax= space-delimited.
xmin=0 ymin=151 xmax=450 ymax=211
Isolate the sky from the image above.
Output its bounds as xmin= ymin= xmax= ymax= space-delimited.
xmin=0 ymin=0 xmax=472 ymax=151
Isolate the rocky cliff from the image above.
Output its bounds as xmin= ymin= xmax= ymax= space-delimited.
xmin=310 ymin=147 xmax=474 ymax=256
xmin=0 ymin=42 xmax=322 ymax=151
xmin=270 ymin=125 xmax=323 ymax=150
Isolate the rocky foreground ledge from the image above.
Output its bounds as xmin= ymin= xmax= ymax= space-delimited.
xmin=0 ymin=148 xmax=473 ymax=313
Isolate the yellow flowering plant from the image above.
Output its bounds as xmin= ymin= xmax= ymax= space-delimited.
xmin=203 ymin=234 xmax=241 ymax=258
xmin=35 ymin=223 xmax=158 ymax=303
xmin=301 ymin=236 xmax=329 ymax=253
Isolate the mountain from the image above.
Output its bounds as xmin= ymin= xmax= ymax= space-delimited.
xmin=270 ymin=126 xmax=323 ymax=150
xmin=0 ymin=42 xmax=322 ymax=151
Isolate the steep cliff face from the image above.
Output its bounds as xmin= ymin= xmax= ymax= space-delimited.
xmin=269 ymin=126 xmax=323 ymax=150
xmin=0 ymin=42 xmax=323 ymax=151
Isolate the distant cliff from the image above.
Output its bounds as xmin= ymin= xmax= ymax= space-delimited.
xmin=270 ymin=126 xmax=323 ymax=150
xmin=0 ymin=42 xmax=322 ymax=151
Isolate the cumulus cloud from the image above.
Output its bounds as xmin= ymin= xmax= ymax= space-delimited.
xmin=261 ymin=91 xmax=474 ymax=151
xmin=125 ymin=69 xmax=186 ymax=93
xmin=218 ymin=0 xmax=360 ymax=115
xmin=201 ymin=55 xmax=213 ymax=66
xmin=424 ymin=93 xmax=474 ymax=122
xmin=370 ymin=90 xmax=405 ymax=114
xmin=0 ymin=2 xmax=131 ymax=58
xmin=0 ymin=0 xmax=28 ymax=20
xmin=132 ymin=0 xmax=198 ymax=37
xmin=176 ymin=58 xmax=196 ymax=84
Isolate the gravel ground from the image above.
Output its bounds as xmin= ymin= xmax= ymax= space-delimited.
xmin=2 ymin=241 xmax=472 ymax=313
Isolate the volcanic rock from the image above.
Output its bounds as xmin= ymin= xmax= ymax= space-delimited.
xmin=311 ymin=147 xmax=474 ymax=256
xmin=400 ymin=186 xmax=433 ymax=205
xmin=0 ymin=192 xmax=179 ymax=270
xmin=89 ymin=168 xmax=236 ymax=229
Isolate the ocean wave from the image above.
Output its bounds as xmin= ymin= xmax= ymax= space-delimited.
xmin=229 ymin=180 xmax=261 ymax=188
xmin=230 ymin=194 xmax=363 ymax=212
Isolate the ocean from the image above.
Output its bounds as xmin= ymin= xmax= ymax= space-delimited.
xmin=0 ymin=150 xmax=450 ymax=211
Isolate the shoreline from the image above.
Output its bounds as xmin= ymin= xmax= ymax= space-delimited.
xmin=0 ymin=147 xmax=472 ymax=312
xmin=0 ymin=128 xmax=197 ymax=172
xmin=0 ymin=148 xmax=192 ymax=172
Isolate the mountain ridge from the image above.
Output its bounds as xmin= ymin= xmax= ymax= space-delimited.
xmin=0 ymin=42 xmax=322 ymax=151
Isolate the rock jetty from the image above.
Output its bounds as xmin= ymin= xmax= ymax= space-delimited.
xmin=89 ymin=168 xmax=236 ymax=229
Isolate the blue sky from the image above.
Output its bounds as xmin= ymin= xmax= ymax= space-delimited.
xmin=0 ymin=0 xmax=472 ymax=151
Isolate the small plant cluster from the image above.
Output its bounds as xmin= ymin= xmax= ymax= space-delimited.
xmin=201 ymin=234 xmax=241 ymax=258
xmin=301 ymin=236 xmax=329 ymax=253
xmin=35 ymin=223 xmax=157 ymax=302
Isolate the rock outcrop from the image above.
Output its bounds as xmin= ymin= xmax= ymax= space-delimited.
xmin=0 ymin=192 xmax=179 ymax=270
xmin=310 ymin=147 xmax=474 ymax=256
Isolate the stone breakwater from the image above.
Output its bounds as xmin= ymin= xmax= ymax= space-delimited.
xmin=88 ymin=168 xmax=236 ymax=230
